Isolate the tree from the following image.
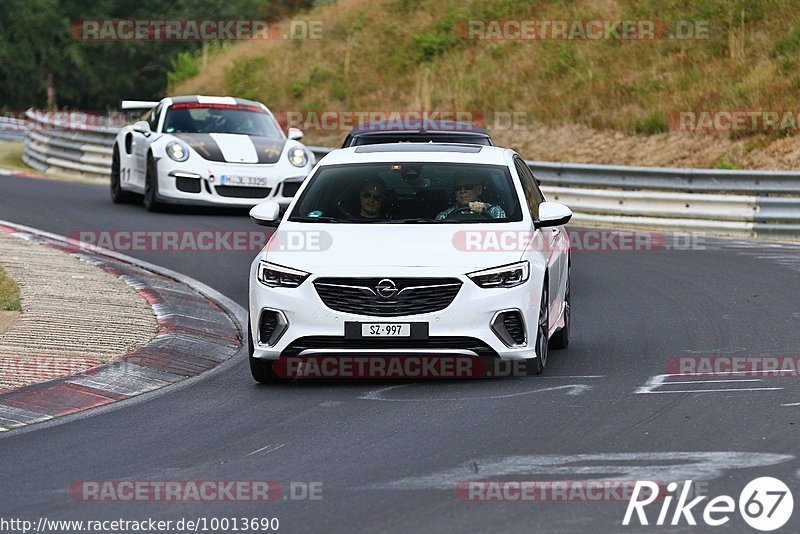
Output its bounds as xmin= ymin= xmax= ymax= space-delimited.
xmin=0 ymin=0 xmax=314 ymax=110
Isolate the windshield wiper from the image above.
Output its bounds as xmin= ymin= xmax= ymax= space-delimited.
xmin=290 ymin=216 xmax=350 ymax=223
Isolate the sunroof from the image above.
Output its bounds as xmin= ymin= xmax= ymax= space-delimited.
xmin=354 ymin=143 xmax=483 ymax=154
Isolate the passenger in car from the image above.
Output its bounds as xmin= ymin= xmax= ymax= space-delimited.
xmin=355 ymin=177 xmax=389 ymax=219
xmin=436 ymin=170 xmax=506 ymax=219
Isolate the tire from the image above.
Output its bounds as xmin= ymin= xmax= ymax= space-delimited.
xmin=549 ymin=264 xmax=570 ymax=350
xmin=143 ymin=154 xmax=162 ymax=212
xmin=248 ymin=314 xmax=285 ymax=384
xmin=110 ymin=145 xmax=136 ymax=204
xmin=527 ymin=282 xmax=549 ymax=375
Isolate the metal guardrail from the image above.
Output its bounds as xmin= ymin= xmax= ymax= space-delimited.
xmin=19 ymin=120 xmax=800 ymax=238
xmin=22 ymin=110 xmax=122 ymax=180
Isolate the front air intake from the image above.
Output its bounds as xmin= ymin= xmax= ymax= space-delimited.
xmin=491 ymin=310 xmax=526 ymax=347
xmin=258 ymin=309 xmax=287 ymax=346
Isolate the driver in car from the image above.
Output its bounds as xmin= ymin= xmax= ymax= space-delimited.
xmin=354 ymin=177 xmax=389 ymax=219
xmin=436 ymin=170 xmax=506 ymax=220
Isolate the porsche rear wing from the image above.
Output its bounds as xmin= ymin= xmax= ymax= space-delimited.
xmin=120 ymin=100 xmax=159 ymax=111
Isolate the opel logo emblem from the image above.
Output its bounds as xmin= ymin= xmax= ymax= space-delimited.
xmin=376 ymin=279 xmax=398 ymax=299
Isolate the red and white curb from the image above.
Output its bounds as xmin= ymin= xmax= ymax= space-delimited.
xmin=0 ymin=221 xmax=244 ymax=431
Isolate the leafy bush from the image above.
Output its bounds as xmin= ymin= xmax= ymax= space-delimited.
xmin=289 ymin=80 xmax=308 ymax=98
xmin=411 ymin=9 xmax=462 ymax=62
xmin=638 ymin=113 xmax=668 ymax=134
xmin=775 ymin=24 xmax=800 ymax=55
xmin=329 ymin=83 xmax=347 ymax=101
xmin=715 ymin=156 xmax=741 ymax=169
xmin=225 ymin=56 xmax=269 ymax=101
xmin=167 ymin=42 xmax=230 ymax=91
xmin=541 ymin=41 xmax=578 ymax=77
xmin=167 ymin=51 xmax=200 ymax=90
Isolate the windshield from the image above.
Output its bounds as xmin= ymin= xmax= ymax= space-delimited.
xmin=289 ymin=162 xmax=523 ymax=223
xmin=162 ymin=103 xmax=284 ymax=137
xmin=349 ymin=134 xmax=493 ymax=147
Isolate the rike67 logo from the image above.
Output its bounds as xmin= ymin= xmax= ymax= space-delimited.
xmin=623 ymin=477 xmax=793 ymax=531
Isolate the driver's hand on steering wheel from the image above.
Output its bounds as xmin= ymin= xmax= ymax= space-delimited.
xmin=468 ymin=201 xmax=486 ymax=214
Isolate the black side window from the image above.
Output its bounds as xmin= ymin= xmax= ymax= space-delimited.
xmin=148 ymin=103 xmax=162 ymax=132
xmin=514 ymin=157 xmax=542 ymax=219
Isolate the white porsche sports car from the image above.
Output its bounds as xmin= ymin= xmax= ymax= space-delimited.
xmin=111 ymin=95 xmax=315 ymax=211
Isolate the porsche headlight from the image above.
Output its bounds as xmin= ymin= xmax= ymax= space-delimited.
xmin=257 ymin=261 xmax=310 ymax=288
xmin=288 ymin=146 xmax=309 ymax=168
xmin=166 ymin=140 xmax=190 ymax=162
xmin=467 ymin=261 xmax=530 ymax=288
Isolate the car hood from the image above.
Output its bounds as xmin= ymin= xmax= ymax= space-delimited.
xmin=258 ymin=222 xmax=530 ymax=275
xmin=174 ymin=133 xmax=286 ymax=164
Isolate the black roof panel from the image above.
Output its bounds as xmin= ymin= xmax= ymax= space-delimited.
xmin=349 ymin=119 xmax=489 ymax=136
xmin=354 ymin=143 xmax=484 ymax=154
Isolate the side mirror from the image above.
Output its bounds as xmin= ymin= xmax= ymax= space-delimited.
xmin=536 ymin=201 xmax=572 ymax=229
xmin=250 ymin=201 xmax=282 ymax=227
xmin=133 ymin=121 xmax=151 ymax=135
xmin=288 ymin=127 xmax=304 ymax=140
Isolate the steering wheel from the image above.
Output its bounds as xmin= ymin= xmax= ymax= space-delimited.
xmin=444 ymin=206 xmax=493 ymax=220
xmin=336 ymin=197 xmax=355 ymax=217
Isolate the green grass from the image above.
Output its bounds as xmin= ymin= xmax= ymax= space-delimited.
xmin=715 ymin=156 xmax=742 ymax=169
xmin=0 ymin=265 xmax=21 ymax=312
xmin=0 ymin=141 xmax=26 ymax=172
xmin=166 ymin=42 xmax=230 ymax=92
xmin=0 ymin=141 xmax=107 ymax=184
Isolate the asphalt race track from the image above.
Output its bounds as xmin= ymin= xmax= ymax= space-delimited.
xmin=1 ymin=173 xmax=799 ymax=533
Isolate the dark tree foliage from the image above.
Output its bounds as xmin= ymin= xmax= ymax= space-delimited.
xmin=0 ymin=0 xmax=313 ymax=110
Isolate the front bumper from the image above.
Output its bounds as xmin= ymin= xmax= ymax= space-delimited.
xmin=248 ymin=270 xmax=544 ymax=362
xmin=156 ymin=158 xmax=309 ymax=208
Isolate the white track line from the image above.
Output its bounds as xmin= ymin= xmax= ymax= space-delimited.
xmin=644 ymin=388 xmax=782 ymax=394
xmin=665 ymin=379 xmax=762 ymax=384
xmin=246 ymin=443 xmax=286 ymax=457
xmin=359 ymin=384 xmax=591 ymax=402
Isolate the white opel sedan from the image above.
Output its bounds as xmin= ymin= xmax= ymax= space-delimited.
xmin=111 ymin=95 xmax=315 ymax=211
xmin=247 ymin=143 xmax=572 ymax=382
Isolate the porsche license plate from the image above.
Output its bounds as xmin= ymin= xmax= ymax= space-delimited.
xmin=219 ymin=175 xmax=268 ymax=187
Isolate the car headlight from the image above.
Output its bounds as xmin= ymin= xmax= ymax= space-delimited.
xmin=257 ymin=261 xmax=310 ymax=288
xmin=467 ymin=261 xmax=530 ymax=288
xmin=166 ymin=140 xmax=190 ymax=162
xmin=288 ymin=146 xmax=309 ymax=167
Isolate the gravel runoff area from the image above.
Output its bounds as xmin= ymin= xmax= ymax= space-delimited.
xmin=0 ymin=221 xmax=242 ymax=432
xmin=0 ymin=229 xmax=158 ymax=391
